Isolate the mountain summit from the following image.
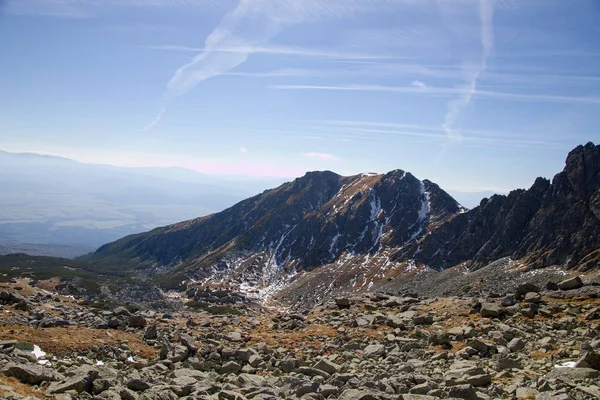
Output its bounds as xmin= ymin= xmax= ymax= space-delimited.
xmin=93 ymin=170 xmax=463 ymax=298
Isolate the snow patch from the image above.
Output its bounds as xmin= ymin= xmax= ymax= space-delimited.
xmin=408 ymin=182 xmax=430 ymax=242
xmin=554 ymin=361 xmax=576 ymax=368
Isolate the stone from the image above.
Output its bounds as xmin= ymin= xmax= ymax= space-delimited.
xmin=447 ymin=384 xmax=478 ymax=400
xmin=113 ymin=306 xmax=131 ymax=316
xmin=574 ymin=351 xmax=600 ymax=370
xmin=463 ymin=374 xmax=492 ymax=387
xmin=363 ymin=344 xmax=386 ymax=358
xmin=128 ymin=315 xmax=146 ymax=328
xmin=480 ymin=303 xmax=503 ymax=318
xmin=220 ymin=361 xmax=242 ymax=374
xmin=313 ymin=358 xmax=341 ymax=375
xmin=335 ymin=298 xmax=351 ymax=308
xmin=46 ymin=367 xmax=99 ymax=394
xmin=3 ymin=363 xmax=60 ymax=385
xmin=558 ymin=276 xmax=584 ymax=290
xmin=516 ymin=387 xmax=539 ymax=398
xmin=296 ymin=382 xmax=320 ymax=397
xmin=508 ymin=338 xmax=526 ymax=352
xmin=524 ymin=292 xmax=542 ymax=304
xmin=515 ymin=283 xmax=540 ymax=299
xmin=127 ymin=378 xmax=150 ymax=392
xmin=545 ymin=367 xmax=600 ymax=381
xmin=144 ymin=325 xmax=158 ymax=340
xmin=338 ymin=389 xmax=378 ymax=400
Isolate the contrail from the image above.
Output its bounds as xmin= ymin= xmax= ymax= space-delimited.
xmin=140 ymin=0 xmax=307 ymax=131
xmin=442 ymin=0 xmax=494 ymax=141
xmin=139 ymin=106 xmax=167 ymax=132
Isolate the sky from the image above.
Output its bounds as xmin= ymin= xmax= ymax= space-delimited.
xmin=1 ymin=0 xmax=599 ymax=193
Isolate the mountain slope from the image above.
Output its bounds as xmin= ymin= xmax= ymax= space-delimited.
xmin=90 ymin=142 xmax=600 ymax=305
xmin=395 ymin=142 xmax=600 ymax=272
xmin=92 ymin=170 xmax=463 ymax=293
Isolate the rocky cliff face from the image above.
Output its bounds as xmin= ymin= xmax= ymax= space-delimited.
xmin=91 ymin=143 xmax=600 ymax=304
xmin=395 ymin=142 xmax=600 ymax=272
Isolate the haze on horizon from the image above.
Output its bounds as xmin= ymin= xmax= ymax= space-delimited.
xmin=1 ymin=0 xmax=599 ymax=194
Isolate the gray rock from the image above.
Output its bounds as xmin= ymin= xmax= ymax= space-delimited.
xmin=574 ymin=351 xmax=600 ymax=370
xmin=545 ymin=367 xmax=600 ymax=382
xmin=480 ymin=303 xmax=503 ymax=318
xmin=363 ymin=344 xmax=386 ymax=358
xmin=46 ymin=367 xmax=98 ymax=394
xmin=338 ymin=389 xmax=379 ymax=400
xmin=296 ymin=382 xmax=320 ymax=397
xmin=127 ymin=378 xmax=150 ymax=392
xmin=313 ymin=358 xmax=341 ymax=375
xmin=335 ymin=298 xmax=351 ymax=308
xmin=113 ymin=306 xmax=131 ymax=316
xmin=220 ymin=361 xmax=242 ymax=374
xmin=447 ymin=384 xmax=478 ymax=400
xmin=3 ymin=362 xmax=60 ymax=385
xmin=516 ymin=387 xmax=539 ymax=398
xmin=144 ymin=325 xmax=158 ymax=340
xmin=524 ymin=292 xmax=542 ymax=304
xmin=128 ymin=315 xmax=146 ymax=328
xmin=515 ymin=283 xmax=540 ymax=299
xmin=558 ymin=276 xmax=584 ymax=290
xmin=508 ymin=338 xmax=526 ymax=352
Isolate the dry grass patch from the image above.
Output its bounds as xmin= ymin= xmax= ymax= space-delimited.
xmin=0 ymin=375 xmax=45 ymax=399
xmin=0 ymin=325 xmax=158 ymax=359
xmin=531 ymin=349 xmax=558 ymax=359
xmin=249 ymin=323 xmax=338 ymax=356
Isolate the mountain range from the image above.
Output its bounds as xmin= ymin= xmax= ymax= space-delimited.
xmin=0 ymin=150 xmax=284 ymax=251
xmin=87 ymin=142 xmax=600 ymax=306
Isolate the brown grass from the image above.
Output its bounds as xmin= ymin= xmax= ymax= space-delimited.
xmin=0 ymin=325 xmax=158 ymax=360
xmin=0 ymin=375 xmax=45 ymax=399
xmin=531 ymin=349 xmax=558 ymax=359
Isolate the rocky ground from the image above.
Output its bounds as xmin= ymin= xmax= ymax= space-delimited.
xmin=0 ymin=276 xmax=599 ymax=400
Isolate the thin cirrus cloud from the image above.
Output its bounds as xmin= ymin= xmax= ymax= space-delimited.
xmin=140 ymin=0 xmax=384 ymax=132
xmin=144 ymin=44 xmax=404 ymax=61
xmin=271 ymin=84 xmax=600 ymax=105
xmin=239 ymin=147 xmax=249 ymax=153
xmin=304 ymin=152 xmax=340 ymax=160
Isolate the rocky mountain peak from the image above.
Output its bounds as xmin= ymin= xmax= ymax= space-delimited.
xmin=564 ymin=141 xmax=599 ymax=198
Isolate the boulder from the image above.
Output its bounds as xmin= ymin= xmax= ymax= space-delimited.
xmin=558 ymin=276 xmax=584 ymax=290
xmin=144 ymin=324 xmax=158 ymax=340
xmin=127 ymin=378 xmax=150 ymax=392
xmin=46 ymin=367 xmax=98 ymax=394
xmin=3 ymin=363 xmax=60 ymax=385
xmin=363 ymin=344 xmax=386 ymax=358
xmin=574 ymin=351 xmax=600 ymax=370
xmin=480 ymin=303 xmax=503 ymax=318
xmin=313 ymin=358 xmax=341 ymax=374
xmin=128 ymin=315 xmax=146 ymax=328
xmin=515 ymin=283 xmax=540 ymax=299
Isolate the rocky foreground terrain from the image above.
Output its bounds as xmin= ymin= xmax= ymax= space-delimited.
xmin=1 ymin=274 xmax=599 ymax=400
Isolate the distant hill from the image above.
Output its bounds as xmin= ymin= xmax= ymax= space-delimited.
xmin=0 ymin=150 xmax=284 ymax=249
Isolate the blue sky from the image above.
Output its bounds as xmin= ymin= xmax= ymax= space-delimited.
xmin=1 ymin=0 xmax=599 ymax=192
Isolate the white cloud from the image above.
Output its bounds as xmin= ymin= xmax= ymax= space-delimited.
xmin=304 ymin=152 xmax=340 ymax=160
xmin=272 ymin=83 xmax=600 ymax=105
xmin=144 ymin=43 xmax=401 ymax=61
xmin=411 ymin=80 xmax=428 ymax=88
xmin=240 ymin=147 xmax=249 ymax=153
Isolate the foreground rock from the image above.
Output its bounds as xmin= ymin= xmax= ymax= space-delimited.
xmin=0 ymin=281 xmax=599 ymax=400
